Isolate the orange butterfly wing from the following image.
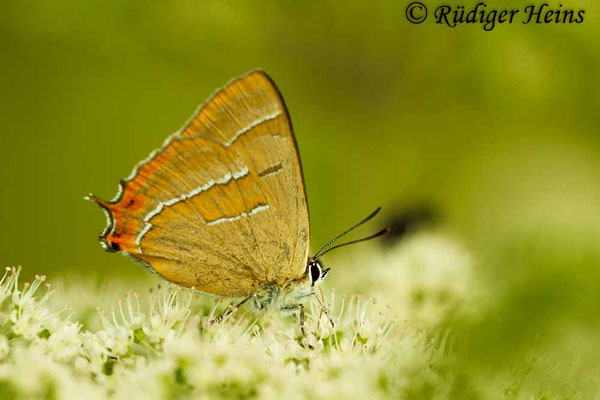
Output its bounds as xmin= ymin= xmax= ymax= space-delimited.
xmin=88 ymin=71 xmax=310 ymax=297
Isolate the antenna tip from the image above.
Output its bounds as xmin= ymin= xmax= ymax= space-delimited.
xmin=369 ymin=206 xmax=383 ymax=219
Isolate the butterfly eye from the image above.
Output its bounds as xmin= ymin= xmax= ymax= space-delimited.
xmin=309 ymin=261 xmax=322 ymax=286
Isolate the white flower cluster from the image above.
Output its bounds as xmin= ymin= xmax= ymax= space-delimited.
xmin=328 ymin=231 xmax=475 ymax=325
xmin=0 ymin=266 xmax=445 ymax=399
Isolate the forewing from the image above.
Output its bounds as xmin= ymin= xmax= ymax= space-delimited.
xmin=88 ymin=71 xmax=310 ymax=297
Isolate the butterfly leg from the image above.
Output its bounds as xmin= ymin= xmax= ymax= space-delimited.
xmin=209 ymin=295 xmax=251 ymax=325
xmin=299 ymin=303 xmax=314 ymax=350
xmin=299 ymin=303 xmax=307 ymax=338
xmin=312 ymin=292 xmax=335 ymax=328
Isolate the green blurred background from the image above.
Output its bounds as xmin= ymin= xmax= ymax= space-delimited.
xmin=1 ymin=0 xmax=600 ymax=394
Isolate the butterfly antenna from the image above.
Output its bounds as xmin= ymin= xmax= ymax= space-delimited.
xmin=314 ymin=227 xmax=390 ymax=259
xmin=313 ymin=207 xmax=383 ymax=260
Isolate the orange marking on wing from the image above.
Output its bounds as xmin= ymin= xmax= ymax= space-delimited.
xmin=104 ymin=216 xmax=142 ymax=253
xmin=111 ymin=191 xmax=150 ymax=213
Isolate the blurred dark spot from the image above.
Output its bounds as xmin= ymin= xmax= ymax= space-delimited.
xmin=381 ymin=203 xmax=439 ymax=246
xmin=412 ymin=289 xmax=426 ymax=307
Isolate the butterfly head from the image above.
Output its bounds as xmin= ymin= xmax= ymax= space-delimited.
xmin=307 ymin=259 xmax=330 ymax=287
xmin=278 ymin=259 xmax=328 ymax=309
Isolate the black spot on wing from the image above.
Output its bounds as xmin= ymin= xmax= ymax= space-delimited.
xmin=258 ymin=163 xmax=283 ymax=178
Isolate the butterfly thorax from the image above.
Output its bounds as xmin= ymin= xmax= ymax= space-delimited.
xmin=251 ymin=274 xmax=312 ymax=313
xmin=251 ymin=259 xmax=329 ymax=313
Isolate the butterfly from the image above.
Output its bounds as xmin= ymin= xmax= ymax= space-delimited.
xmin=87 ymin=70 xmax=387 ymax=333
